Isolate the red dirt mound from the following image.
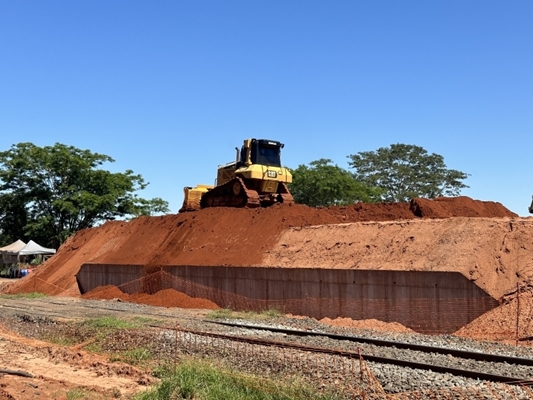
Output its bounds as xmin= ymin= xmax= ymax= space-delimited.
xmin=320 ymin=317 xmax=415 ymax=333
xmin=82 ymin=285 xmax=130 ymax=301
xmin=3 ymin=197 xmax=517 ymax=298
xmin=455 ymin=287 xmax=533 ymax=343
xmin=410 ymin=196 xmax=515 ymax=218
xmin=128 ymin=288 xmax=219 ymax=309
xmin=82 ymin=286 xmax=219 ymax=309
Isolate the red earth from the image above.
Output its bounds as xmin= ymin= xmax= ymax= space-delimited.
xmin=2 ymin=196 xmax=516 ymax=299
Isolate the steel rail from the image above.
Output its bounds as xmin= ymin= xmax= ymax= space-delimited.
xmin=177 ymin=326 xmax=533 ymax=386
xmin=206 ymin=320 xmax=533 ymax=367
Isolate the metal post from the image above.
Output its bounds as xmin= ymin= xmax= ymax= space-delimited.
xmin=516 ymin=282 xmax=520 ymax=346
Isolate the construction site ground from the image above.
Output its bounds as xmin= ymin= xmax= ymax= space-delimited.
xmin=3 ymin=293 xmax=533 ymax=399
xmin=0 ymin=294 xmax=421 ymax=400
xmin=0 ymin=294 xmax=202 ymax=400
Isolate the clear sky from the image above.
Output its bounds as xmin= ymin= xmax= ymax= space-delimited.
xmin=1 ymin=1 xmax=532 ymax=216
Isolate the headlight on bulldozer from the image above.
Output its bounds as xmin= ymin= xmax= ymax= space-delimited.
xmin=267 ymin=170 xmax=277 ymax=178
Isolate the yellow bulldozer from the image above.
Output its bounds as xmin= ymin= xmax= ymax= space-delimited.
xmin=180 ymin=138 xmax=294 ymax=212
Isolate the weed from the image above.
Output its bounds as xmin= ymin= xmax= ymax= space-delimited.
xmin=65 ymin=387 xmax=95 ymax=400
xmin=85 ymin=341 xmax=103 ymax=353
xmin=206 ymin=307 xmax=283 ymax=321
xmin=134 ymin=359 xmax=344 ymax=400
xmin=206 ymin=307 xmax=234 ymax=319
xmin=111 ymin=347 xmax=153 ymax=366
xmin=125 ymin=347 xmax=152 ymax=363
xmin=45 ymin=334 xmax=77 ymax=346
xmin=258 ymin=308 xmax=283 ymax=318
xmin=131 ymin=316 xmax=162 ymax=326
xmin=0 ymin=292 xmax=47 ymax=299
xmin=82 ymin=316 xmax=141 ymax=330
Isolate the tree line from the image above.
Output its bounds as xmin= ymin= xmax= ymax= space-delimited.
xmin=0 ymin=143 xmax=169 ymax=249
xmin=0 ymin=142 xmax=468 ymax=249
xmin=290 ymin=143 xmax=469 ymax=206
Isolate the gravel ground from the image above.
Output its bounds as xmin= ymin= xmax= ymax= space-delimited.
xmin=201 ymin=319 xmax=533 ymax=397
xmin=1 ymin=296 xmax=533 ymax=399
xmin=214 ymin=319 xmax=533 ymax=378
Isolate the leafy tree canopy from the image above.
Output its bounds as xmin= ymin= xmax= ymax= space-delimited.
xmin=290 ymin=158 xmax=384 ymax=207
xmin=0 ymin=142 xmax=169 ymax=248
xmin=347 ymin=143 xmax=469 ymax=202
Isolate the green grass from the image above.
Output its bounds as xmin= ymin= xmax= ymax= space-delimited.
xmin=65 ymin=388 xmax=88 ymax=400
xmin=259 ymin=309 xmax=283 ymax=318
xmin=206 ymin=308 xmax=283 ymax=321
xmin=85 ymin=341 xmax=103 ymax=353
xmin=82 ymin=315 xmax=143 ymax=329
xmin=45 ymin=334 xmax=78 ymax=346
xmin=135 ymin=359 xmax=345 ymax=400
xmin=131 ymin=316 xmax=163 ymax=325
xmin=206 ymin=307 xmax=234 ymax=319
xmin=74 ymin=316 xmax=146 ymax=355
xmin=0 ymin=292 xmax=47 ymax=299
xmin=110 ymin=347 xmax=153 ymax=366
xmin=62 ymin=387 xmax=121 ymax=400
xmin=64 ymin=388 xmax=97 ymax=400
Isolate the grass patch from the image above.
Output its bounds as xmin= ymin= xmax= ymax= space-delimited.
xmin=206 ymin=308 xmax=283 ymax=321
xmin=64 ymin=387 xmax=98 ymax=400
xmin=131 ymin=316 xmax=164 ymax=326
xmin=72 ymin=316 xmax=147 ymax=354
xmin=206 ymin=307 xmax=234 ymax=319
xmin=85 ymin=341 xmax=103 ymax=353
xmin=45 ymin=334 xmax=78 ymax=347
xmin=111 ymin=347 xmax=153 ymax=366
xmin=258 ymin=309 xmax=283 ymax=318
xmin=61 ymin=387 xmax=120 ymax=400
xmin=135 ymin=359 xmax=344 ymax=400
xmin=0 ymin=292 xmax=47 ymax=299
xmin=82 ymin=315 xmax=142 ymax=330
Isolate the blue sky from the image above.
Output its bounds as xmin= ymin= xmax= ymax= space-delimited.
xmin=1 ymin=1 xmax=532 ymax=215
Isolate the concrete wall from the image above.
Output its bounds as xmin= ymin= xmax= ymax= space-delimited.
xmin=77 ymin=264 xmax=498 ymax=334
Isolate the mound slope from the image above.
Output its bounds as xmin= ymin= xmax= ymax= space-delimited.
xmin=2 ymin=197 xmax=519 ymax=298
xmin=263 ymin=217 xmax=533 ymax=298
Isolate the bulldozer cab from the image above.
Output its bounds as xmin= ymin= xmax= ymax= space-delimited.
xmin=237 ymin=139 xmax=283 ymax=169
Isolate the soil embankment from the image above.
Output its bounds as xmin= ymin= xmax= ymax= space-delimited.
xmin=263 ymin=217 xmax=533 ymax=299
xmin=2 ymin=196 xmax=521 ymax=300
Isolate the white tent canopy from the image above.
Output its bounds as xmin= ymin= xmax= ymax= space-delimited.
xmin=0 ymin=239 xmax=26 ymax=252
xmin=8 ymin=240 xmax=56 ymax=256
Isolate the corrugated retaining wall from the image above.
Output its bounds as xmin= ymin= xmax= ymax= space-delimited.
xmin=77 ymin=264 xmax=498 ymax=334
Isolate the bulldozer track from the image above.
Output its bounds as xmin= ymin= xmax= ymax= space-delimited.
xmin=278 ymin=182 xmax=294 ymax=205
xmin=198 ymin=176 xmax=293 ymax=209
xmin=200 ymin=176 xmax=261 ymax=209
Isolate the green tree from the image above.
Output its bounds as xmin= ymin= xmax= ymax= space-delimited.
xmin=347 ymin=143 xmax=469 ymax=202
xmin=0 ymin=142 xmax=170 ymax=248
xmin=290 ymin=158 xmax=383 ymax=207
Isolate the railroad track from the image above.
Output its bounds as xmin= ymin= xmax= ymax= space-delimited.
xmin=202 ymin=320 xmax=533 ymax=386
xmin=3 ymin=296 xmax=533 ymax=395
xmin=4 ymin=297 xmax=533 ymax=385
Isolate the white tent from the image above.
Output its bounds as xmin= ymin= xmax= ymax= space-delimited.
xmin=1 ymin=240 xmax=27 ymax=265
xmin=1 ymin=240 xmax=55 ymax=277
xmin=8 ymin=240 xmax=56 ymax=256
xmin=0 ymin=239 xmax=26 ymax=265
xmin=0 ymin=239 xmax=26 ymax=252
